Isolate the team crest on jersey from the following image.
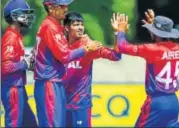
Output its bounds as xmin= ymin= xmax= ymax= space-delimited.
xmin=68 ymin=61 xmax=82 ymax=69
xmin=6 ymin=46 xmax=14 ymax=53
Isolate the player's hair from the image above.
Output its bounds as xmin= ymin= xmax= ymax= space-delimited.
xmin=153 ymin=36 xmax=179 ymax=43
xmin=63 ymin=12 xmax=84 ymax=26
xmin=169 ymin=38 xmax=179 ymax=43
xmin=43 ymin=5 xmax=50 ymax=13
xmin=149 ymin=32 xmax=178 ymax=43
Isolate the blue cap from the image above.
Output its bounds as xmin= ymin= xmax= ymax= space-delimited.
xmin=143 ymin=16 xmax=179 ymax=39
xmin=43 ymin=0 xmax=73 ymax=5
xmin=4 ymin=0 xmax=30 ymax=16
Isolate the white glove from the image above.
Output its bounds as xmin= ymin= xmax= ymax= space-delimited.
xmin=23 ymin=53 xmax=35 ymax=71
xmin=177 ymin=75 xmax=179 ymax=87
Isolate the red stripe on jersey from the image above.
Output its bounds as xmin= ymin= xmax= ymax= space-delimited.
xmin=45 ymin=81 xmax=55 ymax=127
xmin=88 ymin=108 xmax=92 ymax=127
xmin=10 ymin=87 xmax=19 ymax=127
xmin=137 ymin=96 xmax=152 ymax=127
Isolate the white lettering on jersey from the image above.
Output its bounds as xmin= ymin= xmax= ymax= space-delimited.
xmin=175 ymin=61 xmax=179 ymax=79
xmin=77 ymin=120 xmax=82 ymax=125
xmin=68 ymin=61 xmax=82 ymax=69
xmin=54 ymin=34 xmax=68 ymax=49
xmin=156 ymin=61 xmax=179 ymax=90
xmin=162 ymin=50 xmax=179 ymax=60
xmin=55 ymin=34 xmax=61 ymax=41
xmin=6 ymin=46 xmax=14 ymax=53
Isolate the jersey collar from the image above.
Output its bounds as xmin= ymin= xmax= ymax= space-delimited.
xmin=46 ymin=16 xmax=64 ymax=30
xmin=7 ymin=26 xmax=22 ymax=39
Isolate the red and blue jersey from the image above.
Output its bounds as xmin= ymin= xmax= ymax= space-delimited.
xmin=116 ymin=32 xmax=179 ymax=95
xmin=34 ymin=16 xmax=86 ymax=81
xmin=64 ymin=36 xmax=121 ymax=110
xmin=1 ymin=27 xmax=27 ymax=86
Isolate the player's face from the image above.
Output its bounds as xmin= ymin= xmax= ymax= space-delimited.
xmin=68 ymin=21 xmax=85 ymax=40
xmin=49 ymin=5 xmax=68 ymax=21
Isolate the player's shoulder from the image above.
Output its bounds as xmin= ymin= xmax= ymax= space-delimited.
xmin=157 ymin=41 xmax=179 ymax=51
xmin=140 ymin=43 xmax=162 ymax=52
xmin=2 ymin=29 xmax=18 ymax=43
xmin=40 ymin=18 xmax=58 ymax=32
xmin=166 ymin=41 xmax=179 ymax=48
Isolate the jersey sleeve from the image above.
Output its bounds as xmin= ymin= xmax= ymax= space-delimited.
xmin=43 ymin=26 xmax=86 ymax=64
xmin=89 ymin=46 xmax=121 ymax=61
xmin=81 ymin=36 xmax=121 ymax=61
xmin=1 ymin=36 xmax=27 ymax=75
xmin=116 ymin=32 xmax=151 ymax=58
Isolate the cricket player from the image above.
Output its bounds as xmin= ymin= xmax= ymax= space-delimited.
xmin=63 ymin=12 xmax=121 ymax=127
xmin=1 ymin=0 xmax=37 ymax=127
xmin=34 ymin=0 xmax=100 ymax=127
xmin=111 ymin=10 xmax=179 ymax=127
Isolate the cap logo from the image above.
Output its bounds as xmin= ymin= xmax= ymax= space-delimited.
xmin=156 ymin=23 xmax=161 ymax=29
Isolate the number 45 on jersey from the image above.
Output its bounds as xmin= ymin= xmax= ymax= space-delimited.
xmin=156 ymin=61 xmax=179 ymax=90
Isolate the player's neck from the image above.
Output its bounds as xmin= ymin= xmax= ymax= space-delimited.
xmin=68 ymin=37 xmax=76 ymax=44
xmin=48 ymin=14 xmax=63 ymax=23
xmin=68 ymin=35 xmax=79 ymax=44
xmin=10 ymin=23 xmax=21 ymax=32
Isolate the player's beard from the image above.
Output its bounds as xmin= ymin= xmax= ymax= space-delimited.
xmin=20 ymin=27 xmax=30 ymax=36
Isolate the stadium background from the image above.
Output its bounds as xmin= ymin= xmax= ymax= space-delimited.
xmin=1 ymin=0 xmax=179 ymax=127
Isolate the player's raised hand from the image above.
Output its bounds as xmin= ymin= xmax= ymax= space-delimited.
xmin=142 ymin=9 xmax=155 ymax=24
xmin=111 ymin=12 xmax=120 ymax=33
xmin=111 ymin=13 xmax=129 ymax=33
xmin=84 ymin=41 xmax=102 ymax=52
xmin=118 ymin=13 xmax=129 ymax=33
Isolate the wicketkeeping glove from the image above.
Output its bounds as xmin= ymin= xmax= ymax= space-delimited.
xmin=23 ymin=53 xmax=35 ymax=71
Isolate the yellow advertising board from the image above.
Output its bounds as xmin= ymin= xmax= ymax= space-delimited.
xmin=1 ymin=84 xmax=179 ymax=127
xmin=92 ymin=84 xmax=146 ymax=127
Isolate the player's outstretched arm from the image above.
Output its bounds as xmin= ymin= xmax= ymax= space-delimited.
xmin=111 ymin=13 xmax=140 ymax=56
xmin=81 ymin=34 xmax=120 ymax=61
xmin=92 ymin=45 xmax=121 ymax=61
xmin=42 ymin=26 xmax=101 ymax=64
xmin=77 ymin=35 xmax=119 ymax=61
